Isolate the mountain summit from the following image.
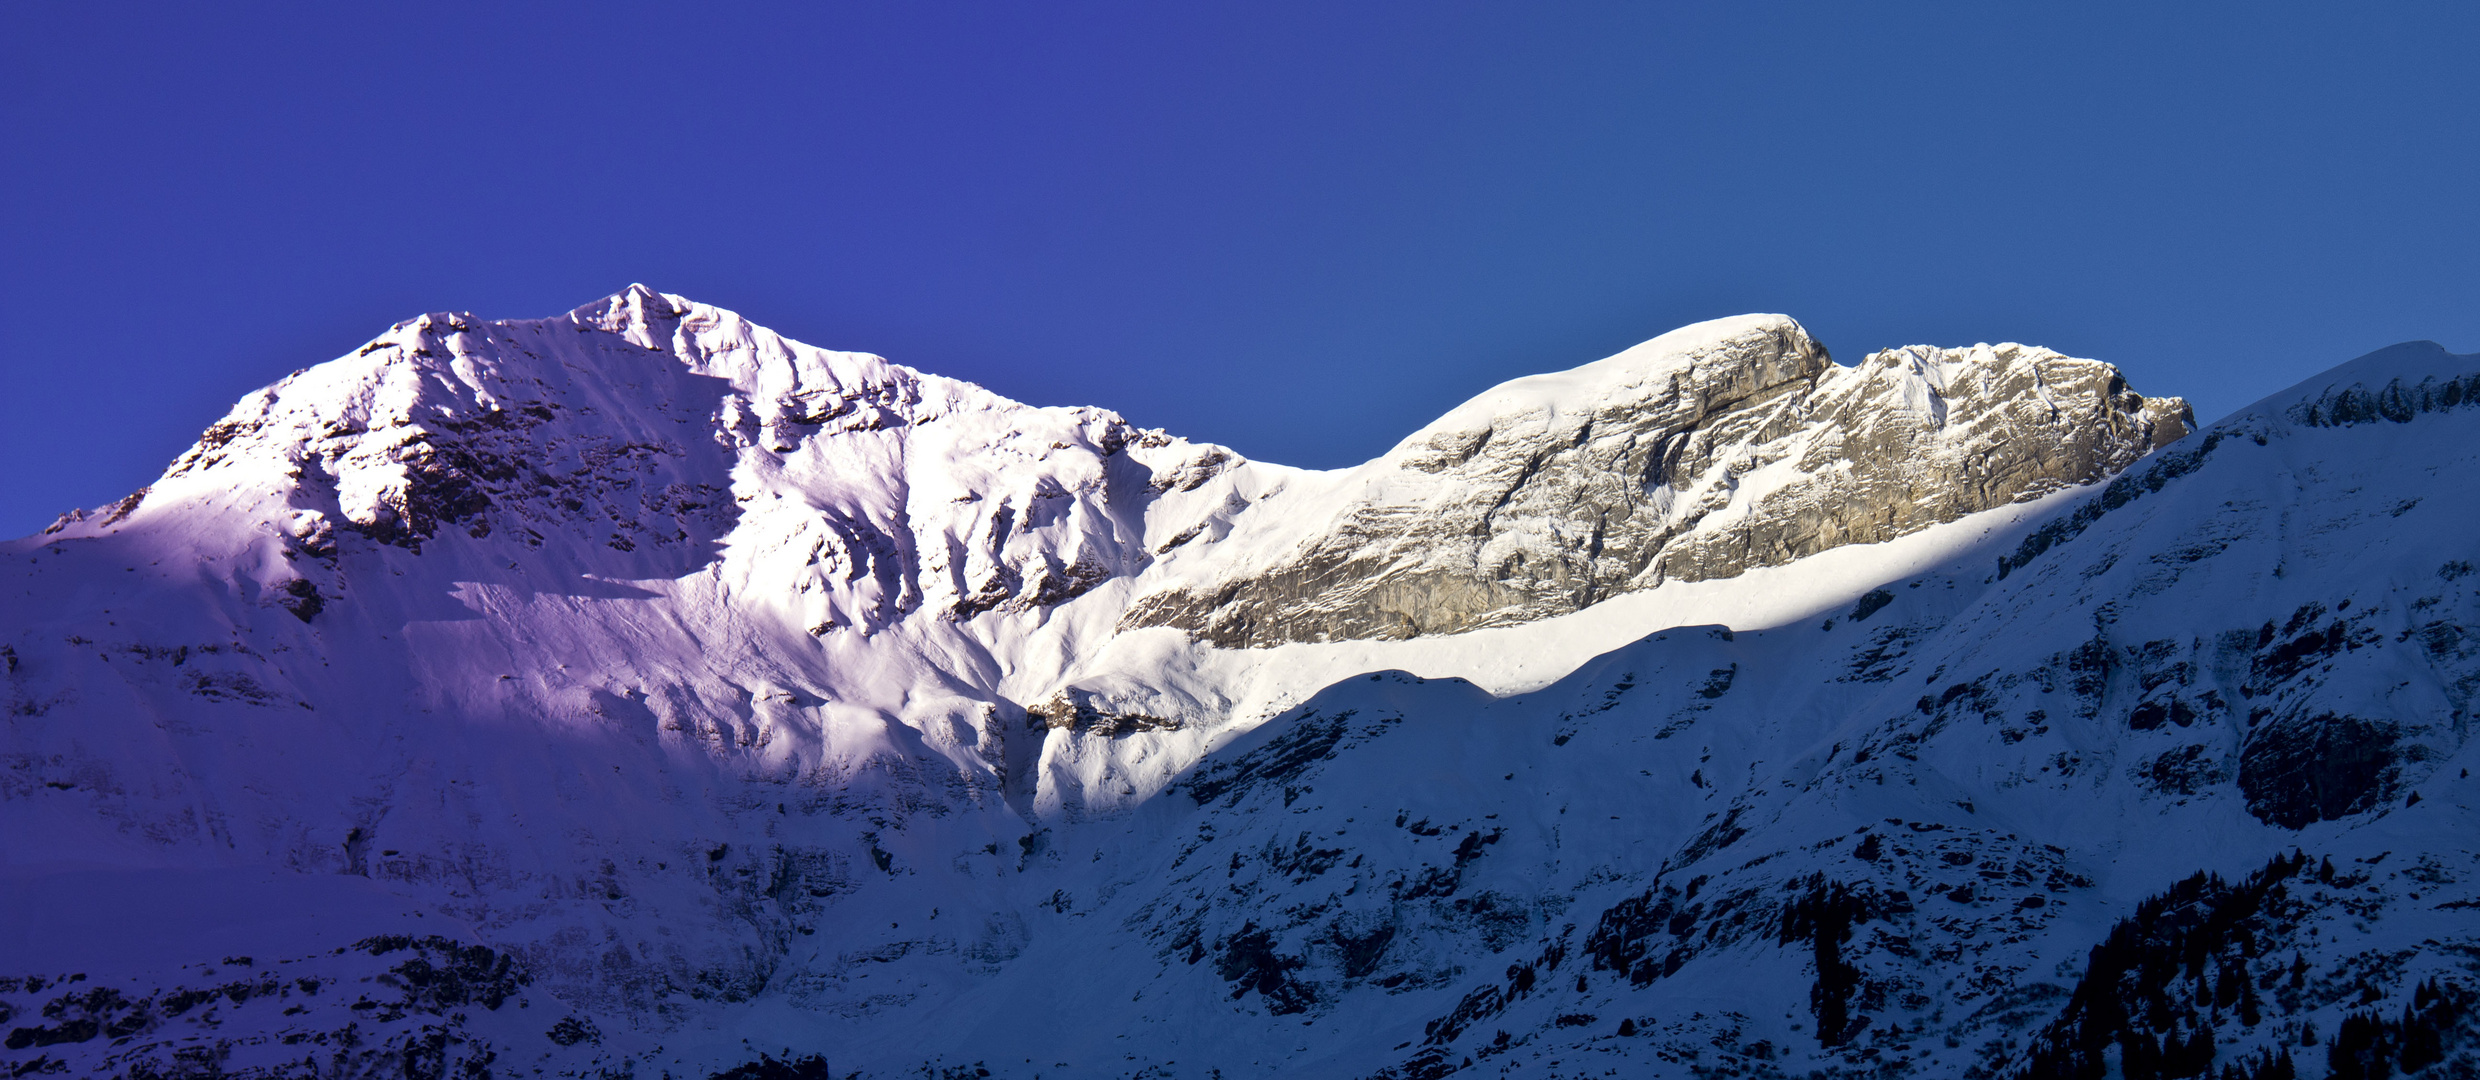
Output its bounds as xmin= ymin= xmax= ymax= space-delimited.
xmin=1123 ymin=313 xmax=2190 ymax=645
xmin=6 ymin=290 xmax=2476 ymax=1080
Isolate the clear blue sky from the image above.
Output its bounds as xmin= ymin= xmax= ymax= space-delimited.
xmin=5 ymin=3 xmax=2476 ymax=539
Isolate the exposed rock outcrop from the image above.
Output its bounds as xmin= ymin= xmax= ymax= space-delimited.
xmin=1026 ymin=687 xmax=1180 ymax=737
xmin=1124 ymin=315 xmax=2191 ymax=646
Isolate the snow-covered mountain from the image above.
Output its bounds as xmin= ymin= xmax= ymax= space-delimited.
xmin=3 ymin=287 xmax=2475 ymax=1080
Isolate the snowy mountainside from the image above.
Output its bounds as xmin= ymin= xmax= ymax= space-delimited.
xmin=112 ymin=283 xmax=1272 ymax=640
xmin=3 ymin=290 xmax=2475 ymax=1080
xmin=1121 ymin=340 xmax=2480 ymax=1080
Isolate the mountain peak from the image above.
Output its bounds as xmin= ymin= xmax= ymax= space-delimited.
xmin=1124 ymin=320 xmax=2188 ymax=645
xmin=565 ymin=281 xmax=686 ymax=326
xmin=2249 ymin=338 xmax=2480 ymax=430
xmin=1409 ymin=313 xmax=1827 ymax=444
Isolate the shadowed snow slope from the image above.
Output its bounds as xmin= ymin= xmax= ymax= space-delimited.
xmin=4 ymin=289 xmax=2476 ymax=1080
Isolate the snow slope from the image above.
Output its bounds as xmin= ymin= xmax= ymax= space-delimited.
xmin=3 ymin=289 xmax=2474 ymax=1080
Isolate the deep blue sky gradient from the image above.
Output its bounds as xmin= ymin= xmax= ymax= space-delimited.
xmin=5 ymin=2 xmax=2478 ymax=538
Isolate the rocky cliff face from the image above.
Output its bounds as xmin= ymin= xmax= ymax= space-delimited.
xmin=1123 ymin=315 xmax=2191 ymax=646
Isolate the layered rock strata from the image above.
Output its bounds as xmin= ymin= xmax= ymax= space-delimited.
xmin=1124 ymin=315 xmax=2191 ymax=646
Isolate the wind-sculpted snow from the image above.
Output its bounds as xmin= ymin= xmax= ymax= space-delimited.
xmin=4 ymin=291 xmax=2477 ymax=1080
